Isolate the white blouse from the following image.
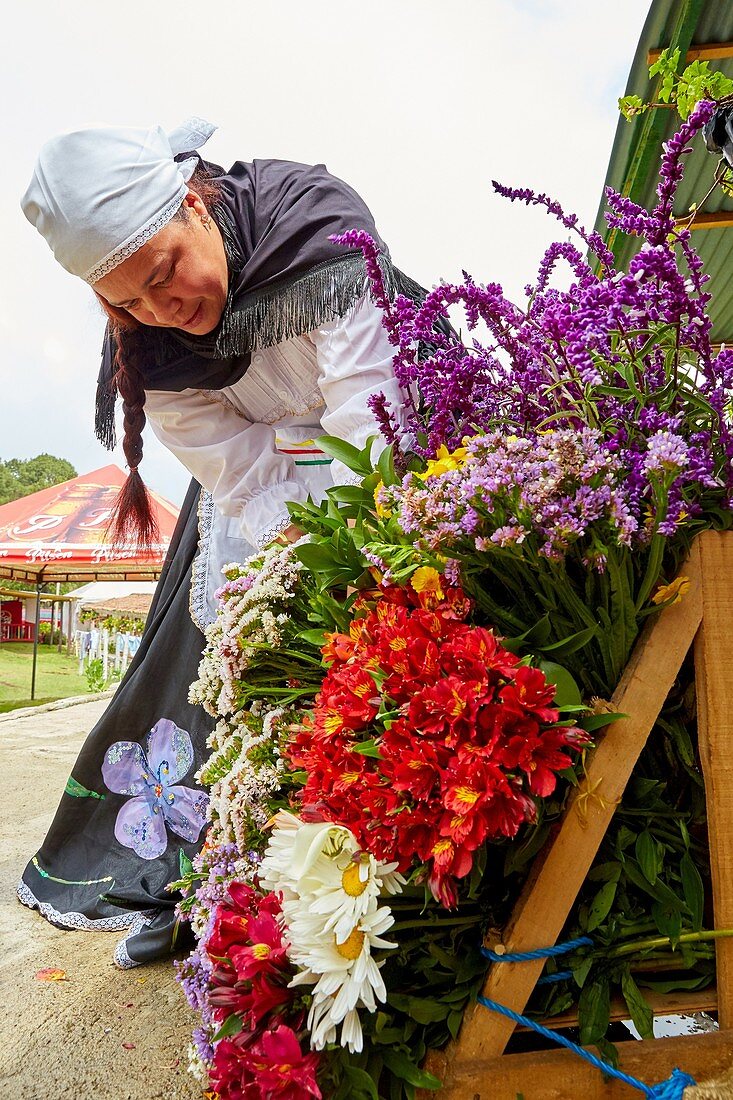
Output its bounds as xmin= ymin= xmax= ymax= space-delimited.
xmin=145 ymin=295 xmax=402 ymax=548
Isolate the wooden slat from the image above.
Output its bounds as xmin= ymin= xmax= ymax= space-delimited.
xmin=648 ymin=41 xmax=733 ymax=64
xmin=422 ymin=1029 xmax=733 ymax=1100
xmin=442 ymin=543 xmax=704 ymax=1070
xmin=517 ymin=986 xmax=716 ymax=1032
xmin=694 ymin=531 xmax=733 ymax=1029
xmin=680 ymin=212 xmax=733 ymax=232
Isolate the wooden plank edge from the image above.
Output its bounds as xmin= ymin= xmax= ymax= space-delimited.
xmin=421 ymin=1028 xmax=733 ymax=1100
xmin=516 ymin=985 xmax=717 ymax=1032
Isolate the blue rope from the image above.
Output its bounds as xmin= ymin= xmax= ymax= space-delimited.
xmin=535 ymin=969 xmax=573 ymax=986
xmin=479 ymin=935 xmax=697 ymax=1097
xmin=481 ymin=935 xmax=593 ymax=964
xmin=477 ymin=996 xmax=696 ymax=1098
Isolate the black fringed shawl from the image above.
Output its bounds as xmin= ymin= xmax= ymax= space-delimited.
xmin=96 ymin=157 xmax=426 ymax=448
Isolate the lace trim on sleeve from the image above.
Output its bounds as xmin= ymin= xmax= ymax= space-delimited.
xmin=254 ymin=510 xmax=293 ymax=550
xmin=189 ymin=489 xmax=217 ymax=632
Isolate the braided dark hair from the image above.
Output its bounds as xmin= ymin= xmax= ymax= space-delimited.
xmin=95 ymin=163 xmax=222 ymax=550
xmin=108 ymin=325 xmax=159 ymax=549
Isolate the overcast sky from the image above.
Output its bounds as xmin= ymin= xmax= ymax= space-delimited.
xmin=2 ymin=0 xmax=650 ymax=505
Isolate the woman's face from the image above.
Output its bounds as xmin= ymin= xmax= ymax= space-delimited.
xmin=94 ymin=191 xmax=229 ymax=335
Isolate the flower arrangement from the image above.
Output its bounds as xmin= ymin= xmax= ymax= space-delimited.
xmin=287 ymin=581 xmax=589 ymax=908
xmin=172 ymin=98 xmax=733 ymax=1097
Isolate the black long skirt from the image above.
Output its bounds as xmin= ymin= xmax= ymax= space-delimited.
xmin=17 ymin=480 xmax=215 ymax=967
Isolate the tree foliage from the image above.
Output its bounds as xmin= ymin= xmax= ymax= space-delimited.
xmin=0 ymin=454 xmax=77 ymax=506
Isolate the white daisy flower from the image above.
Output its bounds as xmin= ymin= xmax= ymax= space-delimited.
xmin=260 ymin=813 xmax=402 ymax=1053
xmin=308 ymin=997 xmax=364 ymax=1054
xmin=259 ymin=812 xmax=353 ymax=898
xmin=259 ymin=812 xmax=404 ymax=937
xmin=287 ymin=900 xmax=397 ymax=1021
xmin=306 ymin=849 xmax=405 ymax=943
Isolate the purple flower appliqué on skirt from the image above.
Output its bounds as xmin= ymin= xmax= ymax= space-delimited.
xmin=102 ymin=719 xmax=208 ymax=860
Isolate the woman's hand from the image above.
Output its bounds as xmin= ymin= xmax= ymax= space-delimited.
xmin=273 ymin=523 xmax=304 ymax=546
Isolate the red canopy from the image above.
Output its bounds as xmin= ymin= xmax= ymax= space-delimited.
xmin=0 ymin=465 xmax=180 ymax=583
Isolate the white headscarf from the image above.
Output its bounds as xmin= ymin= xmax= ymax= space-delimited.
xmin=21 ymin=117 xmax=216 ymax=284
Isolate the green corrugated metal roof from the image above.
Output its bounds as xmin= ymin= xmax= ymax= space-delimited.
xmin=594 ymin=0 xmax=733 ymax=341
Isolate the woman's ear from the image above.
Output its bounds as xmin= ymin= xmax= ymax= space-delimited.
xmin=184 ymin=189 xmax=206 ymax=218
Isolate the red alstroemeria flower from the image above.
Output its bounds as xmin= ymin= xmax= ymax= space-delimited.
xmin=207 ymin=884 xmax=283 ymax=961
xmin=499 ymin=664 xmax=560 ymax=723
xmin=498 ymin=725 xmax=590 ymax=797
xmin=283 ymin=580 xmax=587 ymax=908
xmin=408 ymin=675 xmax=484 ymax=739
xmin=321 ymin=630 xmax=356 ymax=664
xmin=441 ymin=625 xmax=520 ymax=684
xmin=229 ymin=912 xmax=288 ymax=982
xmin=427 ymin=837 xmax=474 ymax=907
xmin=211 ymin=1025 xmax=322 ymax=1100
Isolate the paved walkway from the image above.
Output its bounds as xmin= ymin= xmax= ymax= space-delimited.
xmin=0 ymin=699 xmax=201 ymax=1100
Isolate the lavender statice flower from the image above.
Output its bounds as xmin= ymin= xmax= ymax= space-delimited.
xmin=643 ymin=430 xmax=690 ymax=476
xmin=192 ymin=1027 xmax=214 ymax=1068
xmin=384 ymin=428 xmax=640 ymax=563
xmin=175 ymin=947 xmax=213 ymax=1018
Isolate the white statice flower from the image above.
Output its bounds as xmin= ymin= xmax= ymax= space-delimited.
xmin=186 ymin=1042 xmax=209 ymax=1083
xmin=195 ymin=705 xmax=286 ymax=852
xmin=188 ymin=544 xmax=305 ymax=718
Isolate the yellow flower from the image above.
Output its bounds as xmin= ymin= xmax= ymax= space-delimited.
xmin=417 ymin=444 xmax=469 ymax=481
xmin=410 ymin=566 xmax=444 ymax=598
xmin=651 ymin=575 xmax=691 ymax=606
xmin=373 ymin=479 xmax=391 ymax=518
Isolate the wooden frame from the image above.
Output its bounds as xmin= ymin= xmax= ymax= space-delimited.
xmin=421 ymin=532 xmax=733 ymax=1098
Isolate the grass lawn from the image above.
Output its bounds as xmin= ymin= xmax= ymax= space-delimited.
xmin=0 ymin=643 xmax=90 ymax=713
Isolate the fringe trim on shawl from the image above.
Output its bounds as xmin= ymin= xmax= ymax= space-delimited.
xmin=95 ymin=373 xmax=118 ymax=450
xmin=213 ymin=252 xmax=401 ymax=357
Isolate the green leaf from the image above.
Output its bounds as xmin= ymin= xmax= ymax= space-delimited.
xmin=680 ymin=851 xmax=705 ymax=932
xmin=586 ymin=880 xmax=618 ymax=933
xmin=447 ymin=1009 xmax=464 ymax=1039
xmin=541 ymin=626 xmax=597 ymax=657
xmin=580 ymin=712 xmax=626 ymax=733
xmin=504 ymin=614 xmax=552 ymax=652
xmin=178 ymin=848 xmax=193 ymax=878
xmin=387 ymin=994 xmax=449 ymax=1024
xmin=380 ymin=1049 xmax=442 ymax=1090
xmin=377 ymin=444 xmax=398 ymax=487
xmin=538 ymin=660 xmax=582 ymax=707
xmin=317 ymin=434 xmax=375 ymax=477
xmin=652 ymin=901 xmax=682 ymax=946
xmin=623 ymin=860 xmax=684 ymax=909
xmin=635 ymin=831 xmax=662 ymax=886
xmin=329 ymin=485 xmax=373 ymax=506
xmin=572 ymin=956 xmax=594 ymax=989
xmin=621 ymin=969 xmax=654 ymax=1040
xmin=352 ymin=738 xmax=383 ymax=759
xmin=64 ymin=775 xmax=105 ymax=800
xmin=342 ymin=1066 xmax=380 ymax=1100
xmin=295 ymin=543 xmax=339 ymax=572
xmin=297 ymin=628 xmax=328 ymax=647
xmin=578 ymin=975 xmax=610 ymax=1046
xmin=619 ymin=94 xmax=647 ymax=121
xmin=211 ymin=1013 xmax=243 ymax=1041
xmin=640 ymin=974 xmax=710 ymax=994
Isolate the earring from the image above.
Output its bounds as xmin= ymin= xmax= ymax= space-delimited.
xmin=200 ymin=212 xmax=212 ymax=231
